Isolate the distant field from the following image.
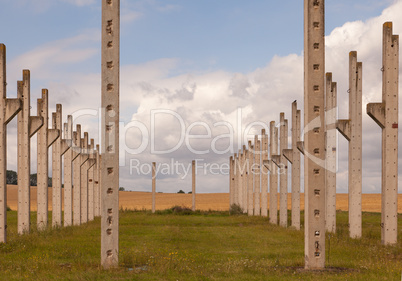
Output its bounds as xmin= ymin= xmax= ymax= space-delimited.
xmin=6 ymin=185 xmax=402 ymax=213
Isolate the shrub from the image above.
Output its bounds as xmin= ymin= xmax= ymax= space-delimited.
xmin=177 ymin=190 xmax=185 ymax=194
xmin=6 ymin=206 xmax=11 ymax=211
xmin=229 ymin=204 xmax=243 ymax=215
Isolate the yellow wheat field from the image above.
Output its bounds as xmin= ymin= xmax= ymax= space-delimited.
xmin=5 ymin=185 xmax=402 ymax=213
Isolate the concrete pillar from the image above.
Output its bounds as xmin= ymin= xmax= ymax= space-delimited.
xmin=88 ymin=139 xmax=96 ymax=221
xmin=336 ymin=52 xmax=362 ymax=238
xmin=254 ymin=136 xmax=261 ymax=216
xmin=238 ymin=150 xmax=243 ymax=210
xmin=267 ymin=121 xmax=278 ymax=224
xmin=273 ymin=113 xmax=289 ymax=228
xmin=233 ymin=153 xmax=238 ymax=205
xmin=247 ymin=141 xmax=254 ymax=216
xmin=17 ymin=70 xmax=43 ymax=234
xmin=101 ymin=0 xmax=120 ymax=268
xmin=325 ymin=74 xmax=337 ymax=233
xmin=80 ymin=132 xmax=89 ymax=224
xmin=72 ymin=125 xmax=82 ymax=225
xmin=283 ymin=101 xmax=301 ymax=230
xmin=152 ymin=162 xmax=156 ymax=213
xmin=94 ymin=145 xmax=100 ymax=217
xmin=192 ymin=160 xmax=196 ymax=211
xmin=0 ymin=44 xmax=22 ymax=242
xmin=242 ymin=146 xmax=248 ymax=214
xmin=63 ymin=116 xmax=74 ymax=226
xmin=304 ymin=0 xmax=326 ymax=269
xmin=51 ymin=104 xmax=70 ymax=227
xmin=37 ymin=90 xmax=59 ymax=230
xmin=367 ymin=22 xmax=399 ymax=245
xmin=229 ymin=156 xmax=234 ymax=207
xmin=261 ymin=130 xmax=268 ymax=217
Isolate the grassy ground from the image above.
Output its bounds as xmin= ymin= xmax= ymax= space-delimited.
xmin=0 ymin=210 xmax=401 ymax=280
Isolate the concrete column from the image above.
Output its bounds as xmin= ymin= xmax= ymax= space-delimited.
xmin=17 ymin=70 xmax=43 ymax=234
xmin=101 ymin=0 xmax=120 ymax=268
xmin=192 ymin=160 xmax=196 ymax=211
xmin=72 ymin=125 xmax=82 ymax=225
xmin=0 ymin=44 xmax=22 ymax=242
xmin=94 ymin=145 xmax=100 ymax=217
xmin=283 ymin=101 xmax=301 ymax=230
xmin=336 ymin=52 xmax=362 ymax=238
xmin=229 ymin=156 xmax=234 ymax=207
xmin=237 ymin=150 xmax=243 ymax=210
xmin=152 ymin=162 xmax=156 ymax=213
xmin=304 ymin=0 xmax=326 ymax=268
xmin=367 ymin=22 xmax=399 ymax=245
xmin=254 ymin=136 xmax=261 ymax=216
xmin=233 ymin=153 xmax=238 ymax=205
xmin=37 ymin=90 xmax=59 ymax=230
xmin=51 ymin=104 xmax=70 ymax=227
xmin=261 ymin=130 xmax=268 ymax=217
xmin=325 ymin=74 xmax=337 ymax=233
xmin=247 ymin=141 xmax=254 ymax=216
xmin=62 ymin=116 xmax=73 ymax=226
xmin=80 ymin=133 xmax=89 ymax=224
xmin=274 ymin=113 xmax=289 ymax=228
xmin=242 ymin=146 xmax=248 ymax=214
xmin=266 ymin=121 xmax=278 ymax=224
xmin=88 ymin=139 xmax=96 ymax=221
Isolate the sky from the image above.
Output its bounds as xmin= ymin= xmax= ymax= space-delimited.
xmin=0 ymin=0 xmax=401 ymax=194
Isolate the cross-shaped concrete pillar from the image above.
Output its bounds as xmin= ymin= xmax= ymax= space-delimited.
xmin=254 ymin=136 xmax=261 ymax=216
xmin=37 ymin=90 xmax=59 ymax=230
xmin=367 ymin=22 xmax=399 ymax=245
xmin=17 ymin=70 xmax=43 ymax=234
xmin=94 ymin=144 xmax=100 ymax=217
xmin=80 ymin=132 xmax=90 ymax=224
xmin=63 ymin=116 xmax=74 ymax=226
xmin=336 ymin=51 xmax=362 ymax=239
xmin=73 ymin=125 xmax=82 ymax=225
xmin=51 ymin=105 xmax=70 ymax=227
xmin=0 ymin=44 xmax=22 ymax=243
xmin=261 ymin=130 xmax=268 ymax=217
xmin=325 ymin=74 xmax=337 ymax=233
xmin=283 ymin=101 xmax=301 ymax=230
xmin=88 ymin=139 xmax=96 ymax=221
xmin=247 ymin=141 xmax=254 ymax=216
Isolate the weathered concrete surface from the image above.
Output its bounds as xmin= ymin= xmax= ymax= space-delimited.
xmin=242 ymin=146 xmax=248 ymax=214
xmin=304 ymin=0 xmax=326 ymax=269
xmin=51 ymin=105 xmax=69 ymax=228
xmin=0 ymin=44 xmax=21 ymax=242
xmin=18 ymin=70 xmax=43 ymax=234
xmin=367 ymin=22 xmax=399 ymax=245
xmin=325 ymin=74 xmax=337 ymax=233
xmin=229 ymin=156 xmax=234 ymax=207
xmin=336 ymin=52 xmax=362 ymax=239
xmin=237 ymin=150 xmax=243 ymax=210
xmin=94 ymin=145 xmax=100 ymax=217
xmin=101 ymin=0 xmax=120 ymax=268
xmin=268 ymin=121 xmax=278 ymax=225
xmin=80 ymin=133 xmax=89 ymax=224
xmin=283 ymin=101 xmax=301 ymax=230
xmin=279 ymin=113 xmax=288 ymax=228
xmin=88 ymin=139 xmax=96 ymax=221
xmin=37 ymin=90 xmax=59 ymax=230
xmin=233 ymin=153 xmax=238 ymax=206
xmin=261 ymin=130 xmax=268 ymax=217
xmin=73 ymin=125 xmax=82 ymax=225
xmin=192 ymin=160 xmax=196 ymax=211
xmin=247 ymin=141 xmax=254 ymax=216
xmin=254 ymin=136 xmax=261 ymax=216
xmin=63 ymin=116 xmax=73 ymax=226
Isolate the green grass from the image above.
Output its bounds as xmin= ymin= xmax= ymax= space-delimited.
xmin=0 ymin=210 xmax=401 ymax=280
